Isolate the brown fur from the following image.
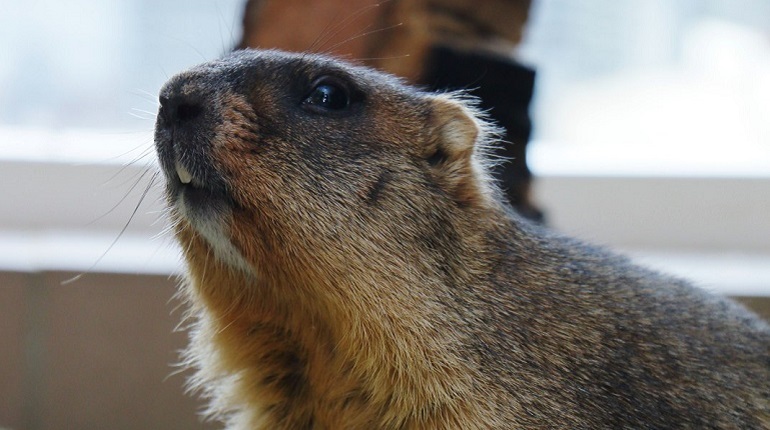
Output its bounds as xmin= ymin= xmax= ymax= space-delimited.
xmin=155 ymin=49 xmax=770 ymax=429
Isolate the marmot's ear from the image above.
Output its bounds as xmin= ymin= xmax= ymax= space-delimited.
xmin=425 ymin=95 xmax=491 ymax=207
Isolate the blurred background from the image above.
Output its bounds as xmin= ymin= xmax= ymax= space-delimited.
xmin=1 ymin=0 xmax=768 ymax=429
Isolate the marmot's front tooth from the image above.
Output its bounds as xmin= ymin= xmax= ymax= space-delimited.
xmin=176 ymin=161 xmax=193 ymax=184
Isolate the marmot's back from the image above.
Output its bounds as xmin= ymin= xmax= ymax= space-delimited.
xmin=154 ymin=49 xmax=770 ymax=429
xmin=474 ymin=224 xmax=770 ymax=427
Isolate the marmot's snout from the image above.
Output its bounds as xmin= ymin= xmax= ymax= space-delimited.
xmin=158 ymin=90 xmax=205 ymax=129
xmin=154 ymin=71 xmax=233 ymax=214
xmin=156 ymin=71 xmax=221 ymax=134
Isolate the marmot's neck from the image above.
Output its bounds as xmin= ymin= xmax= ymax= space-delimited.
xmin=179 ymin=222 xmax=497 ymax=427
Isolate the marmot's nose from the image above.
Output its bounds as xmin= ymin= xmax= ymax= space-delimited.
xmin=158 ymin=91 xmax=204 ymax=126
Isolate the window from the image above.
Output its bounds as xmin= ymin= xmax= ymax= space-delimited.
xmin=518 ymin=0 xmax=770 ymax=296
xmin=0 ymin=0 xmax=243 ymax=274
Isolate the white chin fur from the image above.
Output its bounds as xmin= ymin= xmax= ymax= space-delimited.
xmin=176 ymin=161 xmax=194 ymax=184
xmin=176 ymin=196 xmax=257 ymax=277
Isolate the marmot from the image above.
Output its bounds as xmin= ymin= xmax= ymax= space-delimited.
xmin=154 ymin=49 xmax=769 ymax=429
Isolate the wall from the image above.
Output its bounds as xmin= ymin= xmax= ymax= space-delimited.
xmin=0 ymin=271 xmax=215 ymax=430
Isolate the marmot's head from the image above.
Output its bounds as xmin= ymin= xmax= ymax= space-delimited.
xmin=155 ymin=49 xmax=498 ymax=283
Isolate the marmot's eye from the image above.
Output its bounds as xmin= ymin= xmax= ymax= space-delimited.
xmin=303 ymin=78 xmax=350 ymax=111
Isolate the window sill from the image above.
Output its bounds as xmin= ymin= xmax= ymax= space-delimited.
xmin=1 ymin=127 xmax=768 ymax=296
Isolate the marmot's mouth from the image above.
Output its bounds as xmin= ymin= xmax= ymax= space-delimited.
xmin=170 ymin=158 xmax=208 ymax=191
xmin=164 ymin=155 xmax=234 ymax=215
